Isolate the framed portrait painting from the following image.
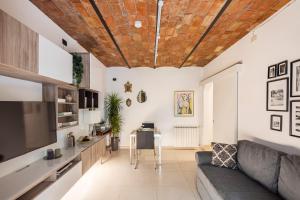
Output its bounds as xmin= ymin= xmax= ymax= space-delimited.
xmin=266 ymin=78 xmax=288 ymax=112
xmin=290 ymin=100 xmax=300 ymax=138
xmin=270 ymin=115 xmax=282 ymax=131
xmin=290 ymin=59 xmax=300 ymax=97
xmin=174 ymin=91 xmax=194 ymax=117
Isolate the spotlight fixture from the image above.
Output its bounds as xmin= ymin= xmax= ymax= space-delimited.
xmin=134 ymin=20 xmax=142 ymax=29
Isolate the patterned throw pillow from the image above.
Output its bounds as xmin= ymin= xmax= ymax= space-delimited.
xmin=211 ymin=143 xmax=238 ymax=169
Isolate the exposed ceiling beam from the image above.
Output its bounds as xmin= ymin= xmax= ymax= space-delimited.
xmin=88 ymin=0 xmax=131 ymax=68
xmin=179 ymin=0 xmax=233 ymax=68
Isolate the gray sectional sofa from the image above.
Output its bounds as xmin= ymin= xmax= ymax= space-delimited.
xmin=195 ymin=140 xmax=300 ymax=200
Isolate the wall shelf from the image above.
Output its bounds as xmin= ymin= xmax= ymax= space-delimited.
xmin=79 ymin=88 xmax=99 ymax=109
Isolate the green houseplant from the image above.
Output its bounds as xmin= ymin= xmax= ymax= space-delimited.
xmin=72 ymin=53 xmax=84 ymax=87
xmin=105 ymin=93 xmax=123 ymax=151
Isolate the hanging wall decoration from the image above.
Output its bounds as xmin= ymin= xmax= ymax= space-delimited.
xmin=266 ymin=78 xmax=288 ymax=112
xmin=270 ymin=115 xmax=282 ymax=131
xmin=277 ymin=60 xmax=288 ymax=77
xmin=268 ymin=64 xmax=277 ymax=79
xmin=174 ymin=91 xmax=194 ymax=117
xmin=137 ymin=90 xmax=147 ymax=103
xmin=290 ymin=100 xmax=300 ymax=138
xmin=126 ymin=98 xmax=132 ymax=107
xmin=290 ymin=59 xmax=300 ymax=97
xmin=124 ymin=81 xmax=132 ymax=93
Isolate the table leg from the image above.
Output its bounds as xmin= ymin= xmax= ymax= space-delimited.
xmin=158 ymin=137 xmax=162 ymax=165
xmin=130 ymin=135 xmax=132 ymax=165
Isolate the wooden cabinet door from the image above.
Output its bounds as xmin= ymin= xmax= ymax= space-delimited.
xmin=81 ymin=147 xmax=92 ymax=174
xmin=0 ymin=10 xmax=38 ymax=73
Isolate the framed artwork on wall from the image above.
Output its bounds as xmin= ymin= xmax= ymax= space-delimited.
xmin=290 ymin=100 xmax=300 ymax=138
xmin=174 ymin=91 xmax=194 ymax=117
xmin=268 ymin=65 xmax=277 ymax=79
xmin=270 ymin=115 xmax=282 ymax=131
xmin=290 ymin=59 xmax=300 ymax=97
xmin=266 ymin=78 xmax=288 ymax=111
xmin=277 ymin=60 xmax=288 ymax=76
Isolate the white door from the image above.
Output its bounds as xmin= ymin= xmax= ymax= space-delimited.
xmin=202 ymin=82 xmax=214 ymax=145
xmin=213 ymin=71 xmax=238 ymax=144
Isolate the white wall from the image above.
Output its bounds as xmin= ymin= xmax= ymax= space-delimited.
xmin=0 ymin=0 xmax=85 ymax=53
xmin=202 ymin=82 xmax=213 ymax=145
xmin=106 ymin=67 xmax=203 ymax=147
xmin=203 ymin=1 xmax=300 ymax=154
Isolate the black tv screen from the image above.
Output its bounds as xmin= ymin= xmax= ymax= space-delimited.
xmin=0 ymin=102 xmax=57 ymax=163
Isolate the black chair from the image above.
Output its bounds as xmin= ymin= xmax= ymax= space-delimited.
xmin=135 ymin=130 xmax=157 ymax=169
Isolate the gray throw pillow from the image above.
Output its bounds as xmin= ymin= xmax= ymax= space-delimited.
xmin=278 ymin=155 xmax=300 ymax=200
xmin=211 ymin=142 xmax=238 ymax=169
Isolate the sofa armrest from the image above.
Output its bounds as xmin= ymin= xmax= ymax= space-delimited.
xmin=195 ymin=151 xmax=212 ymax=165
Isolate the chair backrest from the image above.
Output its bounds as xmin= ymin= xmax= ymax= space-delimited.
xmin=142 ymin=122 xmax=154 ymax=129
xmin=136 ymin=131 xmax=154 ymax=149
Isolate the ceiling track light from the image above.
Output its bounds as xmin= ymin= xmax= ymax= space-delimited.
xmin=154 ymin=0 xmax=164 ymax=67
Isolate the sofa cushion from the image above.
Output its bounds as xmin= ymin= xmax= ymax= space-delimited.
xmin=278 ymin=155 xmax=300 ymax=200
xmin=211 ymin=143 xmax=238 ymax=169
xmin=197 ymin=165 xmax=283 ymax=200
xmin=195 ymin=151 xmax=212 ymax=166
xmin=237 ymin=140 xmax=284 ymax=193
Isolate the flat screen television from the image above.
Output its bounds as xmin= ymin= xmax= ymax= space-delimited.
xmin=0 ymin=101 xmax=57 ymax=163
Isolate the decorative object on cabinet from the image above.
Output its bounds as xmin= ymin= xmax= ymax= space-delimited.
xmin=277 ymin=60 xmax=288 ymax=76
xmin=270 ymin=115 xmax=282 ymax=131
xmin=72 ymin=53 xmax=84 ymax=87
xmin=266 ymin=78 xmax=288 ymax=112
xmin=84 ymin=110 xmax=101 ymax=136
xmin=290 ymin=100 xmax=300 ymax=138
xmin=79 ymin=88 xmax=99 ymax=109
xmin=290 ymin=59 xmax=300 ymax=97
xmin=268 ymin=65 xmax=277 ymax=79
xmin=65 ymin=94 xmax=73 ymax=102
xmin=174 ymin=91 xmax=194 ymax=117
xmin=105 ymin=93 xmax=123 ymax=151
xmin=124 ymin=81 xmax=132 ymax=93
xmin=67 ymin=132 xmax=76 ymax=147
xmin=137 ymin=90 xmax=147 ymax=103
xmin=126 ymin=98 xmax=132 ymax=107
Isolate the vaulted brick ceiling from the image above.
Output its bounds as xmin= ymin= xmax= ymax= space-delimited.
xmin=30 ymin=0 xmax=290 ymax=68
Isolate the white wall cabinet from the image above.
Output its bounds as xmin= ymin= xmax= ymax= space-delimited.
xmin=38 ymin=35 xmax=72 ymax=83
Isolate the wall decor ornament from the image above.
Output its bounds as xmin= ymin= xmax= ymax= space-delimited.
xmin=137 ymin=90 xmax=147 ymax=103
xmin=268 ymin=64 xmax=277 ymax=79
xmin=174 ymin=91 xmax=194 ymax=117
xmin=270 ymin=115 xmax=282 ymax=131
xmin=124 ymin=81 xmax=132 ymax=93
xmin=126 ymin=98 xmax=132 ymax=107
xmin=266 ymin=78 xmax=288 ymax=112
xmin=277 ymin=60 xmax=288 ymax=77
xmin=290 ymin=100 xmax=300 ymax=138
xmin=290 ymin=59 xmax=300 ymax=97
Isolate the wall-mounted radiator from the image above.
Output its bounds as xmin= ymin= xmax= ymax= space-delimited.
xmin=174 ymin=126 xmax=200 ymax=148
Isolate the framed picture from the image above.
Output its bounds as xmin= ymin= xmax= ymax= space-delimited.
xmin=174 ymin=91 xmax=194 ymax=117
xmin=290 ymin=100 xmax=300 ymax=138
xmin=268 ymin=65 xmax=277 ymax=79
xmin=270 ymin=115 xmax=282 ymax=131
xmin=266 ymin=78 xmax=288 ymax=111
xmin=277 ymin=60 xmax=288 ymax=76
xmin=290 ymin=59 xmax=300 ymax=97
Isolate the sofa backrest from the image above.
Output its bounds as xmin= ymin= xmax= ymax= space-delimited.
xmin=237 ymin=140 xmax=285 ymax=193
xmin=278 ymin=155 xmax=300 ymax=200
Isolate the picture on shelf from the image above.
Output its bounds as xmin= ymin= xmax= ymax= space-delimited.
xmin=268 ymin=65 xmax=277 ymax=79
xmin=277 ymin=60 xmax=288 ymax=76
xmin=290 ymin=100 xmax=300 ymax=138
xmin=290 ymin=59 xmax=300 ymax=97
xmin=270 ymin=115 xmax=282 ymax=131
xmin=266 ymin=78 xmax=288 ymax=111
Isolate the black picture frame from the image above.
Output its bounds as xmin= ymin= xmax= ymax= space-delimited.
xmin=270 ymin=115 xmax=282 ymax=131
xmin=266 ymin=77 xmax=289 ymax=112
xmin=268 ymin=64 xmax=277 ymax=79
xmin=290 ymin=100 xmax=300 ymax=138
xmin=277 ymin=60 xmax=288 ymax=77
xmin=290 ymin=59 xmax=300 ymax=97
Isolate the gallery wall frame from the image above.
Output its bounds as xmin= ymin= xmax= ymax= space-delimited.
xmin=266 ymin=77 xmax=289 ymax=112
xmin=268 ymin=64 xmax=277 ymax=79
xmin=270 ymin=115 xmax=282 ymax=131
xmin=290 ymin=100 xmax=300 ymax=138
xmin=277 ymin=60 xmax=288 ymax=77
xmin=290 ymin=59 xmax=300 ymax=97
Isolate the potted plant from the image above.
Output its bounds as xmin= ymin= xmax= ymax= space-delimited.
xmin=105 ymin=93 xmax=123 ymax=151
xmin=72 ymin=53 xmax=84 ymax=87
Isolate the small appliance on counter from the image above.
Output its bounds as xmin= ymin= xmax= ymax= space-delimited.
xmin=44 ymin=148 xmax=62 ymax=160
xmin=67 ymin=132 xmax=75 ymax=147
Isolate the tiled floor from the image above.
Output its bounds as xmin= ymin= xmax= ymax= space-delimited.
xmin=62 ymin=149 xmax=205 ymax=200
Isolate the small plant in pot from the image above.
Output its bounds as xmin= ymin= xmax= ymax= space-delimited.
xmin=72 ymin=53 xmax=84 ymax=87
xmin=105 ymin=93 xmax=123 ymax=151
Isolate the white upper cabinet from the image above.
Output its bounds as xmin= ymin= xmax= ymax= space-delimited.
xmin=38 ymin=35 xmax=72 ymax=83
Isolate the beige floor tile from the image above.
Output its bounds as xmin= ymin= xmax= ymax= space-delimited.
xmin=156 ymin=186 xmax=196 ymax=200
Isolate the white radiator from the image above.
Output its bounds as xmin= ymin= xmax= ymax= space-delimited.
xmin=174 ymin=126 xmax=200 ymax=148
